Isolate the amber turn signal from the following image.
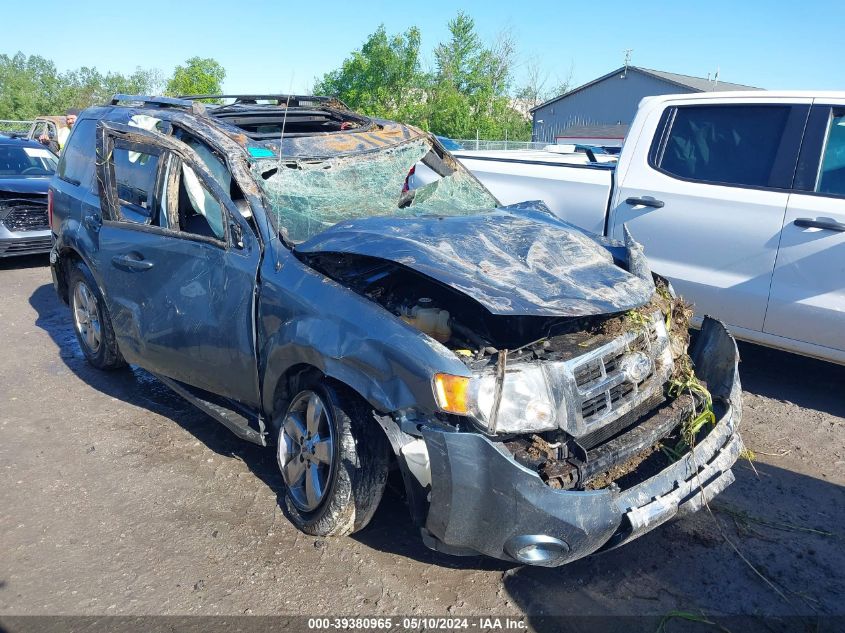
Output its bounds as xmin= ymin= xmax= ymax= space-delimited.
xmin=433 ymin=373 xmax=471 ymax=415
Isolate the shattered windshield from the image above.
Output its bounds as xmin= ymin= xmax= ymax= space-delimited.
xmin=251 ymin=137 xmax=498 ymax=242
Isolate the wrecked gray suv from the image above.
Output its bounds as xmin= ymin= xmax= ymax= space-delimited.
xmin=48 ymin=94 xmax=743 ymax=566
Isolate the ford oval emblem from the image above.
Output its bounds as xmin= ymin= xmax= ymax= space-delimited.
xmin=620 ymin=351 xmax=652 ymax=383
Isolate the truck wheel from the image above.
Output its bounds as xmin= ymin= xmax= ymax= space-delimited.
xmin=68 ymin=261 xmax=126 ymax=370
xmin=276 ymin=382 xmax=389 ymax=536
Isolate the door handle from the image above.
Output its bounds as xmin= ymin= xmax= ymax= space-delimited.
xmin=794 ymin=218 xmax=845 ymax=232
xmin=112 ymin=254 xmax=154 ymax=271
xmin=625 ymin=196 xmax=665 ymax=208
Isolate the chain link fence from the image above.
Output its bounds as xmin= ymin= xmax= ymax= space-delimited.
xmin=0 ymin=120 xmax=33 ymax=137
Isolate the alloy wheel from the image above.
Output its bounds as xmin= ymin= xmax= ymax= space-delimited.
xmin=278 ymin=390 xmax=335 ymax=512
xmin=72 ymin=280 xmax=102 ymax=355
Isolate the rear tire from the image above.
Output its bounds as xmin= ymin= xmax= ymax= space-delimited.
xmin=276 ymin=381 xmax=390 ymax=537
xmin=68 ymin=261 xmax=126 ymax=370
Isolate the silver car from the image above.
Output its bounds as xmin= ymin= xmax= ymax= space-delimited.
xmin=0 ymin=136 xmax=57 ymax=257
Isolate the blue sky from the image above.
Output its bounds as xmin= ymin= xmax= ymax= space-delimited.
xmin=2 ymin=0 xmax=841 ymax=95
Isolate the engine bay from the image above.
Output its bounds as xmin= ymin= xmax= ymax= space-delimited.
xmin=300 ymin=250 xmax=712 ymax=492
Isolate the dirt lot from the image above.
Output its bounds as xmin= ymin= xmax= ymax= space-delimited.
xmin=1 ymin=254 xmax=843 ymax=631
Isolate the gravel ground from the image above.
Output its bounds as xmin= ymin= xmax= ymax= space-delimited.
xmin=1 ymin=254 xmax=843 ymax=631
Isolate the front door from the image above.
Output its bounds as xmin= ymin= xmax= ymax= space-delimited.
xmin=609 ymin=99 xmax=810 ymax=332
xmin=764 ymin=103 xmax=845 ymax=353
xmin=93 ymin=121 xmax=262 ymax=407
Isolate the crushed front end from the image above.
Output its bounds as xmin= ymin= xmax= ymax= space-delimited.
xmin=270 ymin=125 xmax=743 ymax=566
xmin=416 ymin=313 xmax=742 ymax=566
xmin=298 ymin=214 xmax=744 ymax=566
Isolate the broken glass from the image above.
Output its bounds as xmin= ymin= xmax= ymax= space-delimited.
xmin=251 ymin=138 xmax=498 ymax=242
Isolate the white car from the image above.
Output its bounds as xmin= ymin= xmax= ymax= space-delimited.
xmin=415 ymin=92 xmax=845 ymax=364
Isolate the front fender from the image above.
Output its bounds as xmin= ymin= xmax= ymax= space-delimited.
xmin=258 ymin=251 xmax=470 ymax=418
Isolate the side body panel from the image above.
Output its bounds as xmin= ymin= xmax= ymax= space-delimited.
xmin=764 ymin=100 xmax=845 ymax=354
xmin=96 ymin=222 xmax=262 ymax=404
xmin=91 ymin=120 xmax=263 ymax=406
xmin=257 ymin=245 xmax=472 ymax=420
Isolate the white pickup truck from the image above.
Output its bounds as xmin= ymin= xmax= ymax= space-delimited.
xmin=420 ymin=92 xmax=845 ymax=365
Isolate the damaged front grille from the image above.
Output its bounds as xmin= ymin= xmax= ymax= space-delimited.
xmin=580 ymin=379 xmax=640 ymax=419
xmin=2 ymin=204 xmax=49 ymax=232
xmin=546 ymin=312 xmax=673 ymax=439
xmin=574 ymin=327 xmax=655 ymax=422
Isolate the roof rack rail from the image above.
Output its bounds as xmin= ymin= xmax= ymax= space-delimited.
xmin=109 ymin=94 xmax=207 ymax=116
xmin=177 ymin=94 xmax=347 ymax=108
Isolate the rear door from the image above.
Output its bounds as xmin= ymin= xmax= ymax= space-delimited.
xmin=609 ymin=99 xmax=810 ymax=332
xmin=93 ymin=121 xmax=263 ymax=407
xmin=763 ymin=102 xmax=845 ymax=353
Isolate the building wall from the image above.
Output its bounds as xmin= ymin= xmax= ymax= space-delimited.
xmin=531 ymin=71 xmax=697 ymax=143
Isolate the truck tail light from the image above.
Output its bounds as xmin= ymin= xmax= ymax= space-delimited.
xmin=402 ymin=165 xmax=416 ymax=193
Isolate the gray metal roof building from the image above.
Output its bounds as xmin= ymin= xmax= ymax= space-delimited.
xmin=531 ymin=66 xmax=760 ymax=144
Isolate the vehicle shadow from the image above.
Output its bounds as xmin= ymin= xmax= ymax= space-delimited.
xmin=737 ymin=341 xmax=845 ymax=418
xmin=0 ymin=253 xmax=49 ymax=270
xmin=500 ymin=462 xmax=845 ymax=632
xmin=352 ymin=474 xmax=515 ymax=571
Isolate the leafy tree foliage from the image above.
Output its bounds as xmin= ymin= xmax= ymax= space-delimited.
xmin=165 ymin=57 xmax=226 ymax=99
xmin=315 ymin=26 xmax=424 ymax=121
xmin=0 ymin=54 xmax=219 ymax=120
xmin=0 ymin=53 xmax=63 ymax=120
xmin=314 ymin=13 xmax=534 ymax=141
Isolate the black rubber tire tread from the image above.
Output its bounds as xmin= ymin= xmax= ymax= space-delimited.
xmin=68 ymin=261 xmax=127 ymax=370
xmin=282 ymin=381 xmax=390 ymax=537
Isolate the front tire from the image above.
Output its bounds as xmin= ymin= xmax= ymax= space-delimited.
xmin=277 ymin=382 xmax=389 ymax=537
xmin=68 ymin=261 xmax=126 ymax=370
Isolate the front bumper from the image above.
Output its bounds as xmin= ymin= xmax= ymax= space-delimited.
xmin=420 ymin=316 xmax=742 ymax=566
xmin=0 ymin=224 xmax=51 ymax=257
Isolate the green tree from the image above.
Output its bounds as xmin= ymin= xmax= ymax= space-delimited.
xmin=313 ymin=15 xmax=532 ymax=140
xmin=165 ymin=57 xmax=226 ymax=98
xmin=0 ymin=53 xmax=62 ymax=120
xmin=428 ymin=13 xmax=530 ymax=140
xmin=0 ymin=52 xmax=167 ymax=119
xmin=433 ymin=12 xmax=483 ymax=95
xmin=57 ymin=66 xmax=164 ymax=110
xmin=314 ymin=25 xmax=425 ymax=122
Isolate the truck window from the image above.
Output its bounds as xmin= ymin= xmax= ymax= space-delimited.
xmin=817 ymin=113 xmax=845 ymax=196
xmin=654 ymin=105 xmax=791 ymax=188
xmin=57 ymin=118 xmax=97 ymax=190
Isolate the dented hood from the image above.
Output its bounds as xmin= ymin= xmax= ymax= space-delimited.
xmin=295 ymin=210 xmax=655 ymax=316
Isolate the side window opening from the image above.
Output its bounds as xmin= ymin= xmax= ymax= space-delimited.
xmin=176 ymin=163 xmax=226 ymax=241
xmin=107 ymin=140 xmax=226 ymax=243
xmin=112 ymin=146 xmax=161 ymax=225
xmin=31 ymin=121 xmax=46 ymax=140
xmin=58 ymin=118 xmax=98 ymax=191
xmin=173 ymin=128 xmax=257 ymax=233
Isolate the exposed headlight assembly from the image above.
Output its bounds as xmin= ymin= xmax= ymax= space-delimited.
xmin=471 ymin=364 xmax=557 ymax=433
xmin=434 ymin=363 xmax=557 ymax=434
